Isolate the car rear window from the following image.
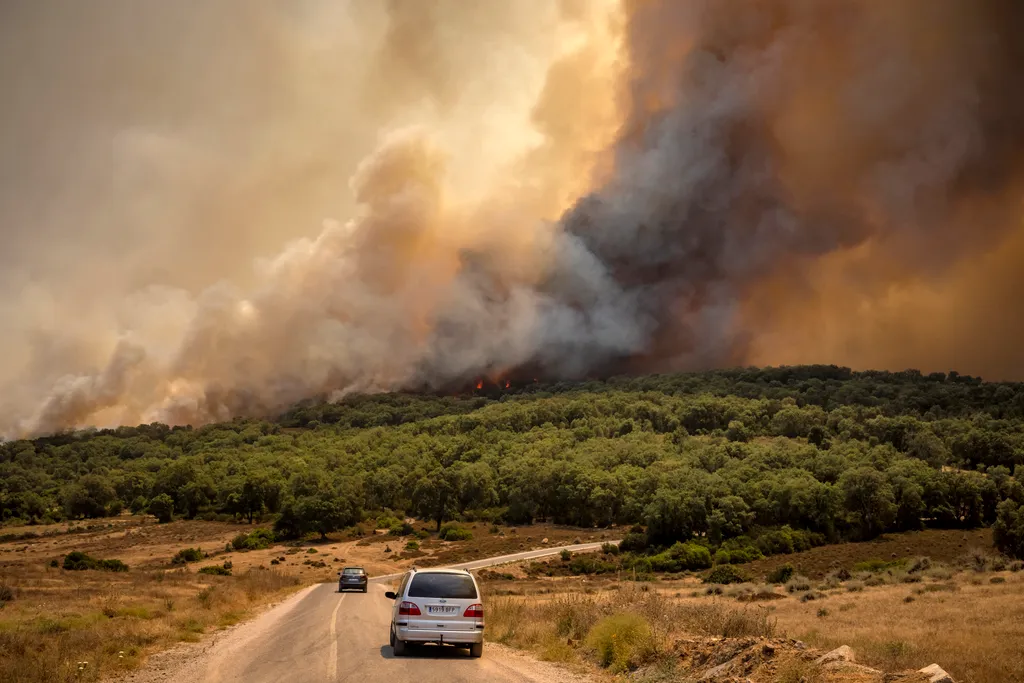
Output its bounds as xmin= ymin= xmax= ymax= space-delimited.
xmin=407 ymin=573 xmax=478 ymax=599
xmin=343 ymin=568 xmax=364 ymax=575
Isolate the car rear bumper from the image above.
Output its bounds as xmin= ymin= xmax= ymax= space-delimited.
xmin=339 ymin=581 xmax=367 ymax=589
xmin=396 ymin=625 xmax=484 ymax=645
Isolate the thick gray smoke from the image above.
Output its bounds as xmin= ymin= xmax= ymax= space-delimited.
xmin=3 ymin=0 xmax=1024 ymax=436
xmin=547 ymin=0 xmax=1024 ymax=376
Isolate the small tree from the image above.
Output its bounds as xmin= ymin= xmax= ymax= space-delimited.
xmin=994 ymin=500 xmax=1024 ymax=560
xmin=148 ymin=494 xmax=174 ymax=523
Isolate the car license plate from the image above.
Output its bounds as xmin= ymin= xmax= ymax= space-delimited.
xmin=428 ymin=605 xmax=457 ymax=615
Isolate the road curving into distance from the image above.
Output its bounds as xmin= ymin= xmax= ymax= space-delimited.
xmin=185 ymin=541 xmax=615 ymax=683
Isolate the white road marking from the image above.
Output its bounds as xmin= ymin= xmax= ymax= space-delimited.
xmin=327 ymin=594 xmax=346 ymax=681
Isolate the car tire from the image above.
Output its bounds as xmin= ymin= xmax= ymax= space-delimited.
xmin=469 ymin=642 xmax=483 ymax=658
xmin=362 ymin=586 xmax=367 ymax=593
xmin=389 ymin=626 xmax=396 ymax=648
xmin=393 ymin=635 xmax=407 ymax=657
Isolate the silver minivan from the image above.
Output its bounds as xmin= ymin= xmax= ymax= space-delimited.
xmin=385 ymin=568 xmax=484 ymax=658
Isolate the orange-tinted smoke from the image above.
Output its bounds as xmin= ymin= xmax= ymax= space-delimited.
xmin=5 ymin=0 xmax=1024 ymax=439
xmin=554 ymin=0 xmax=1024 ymax=380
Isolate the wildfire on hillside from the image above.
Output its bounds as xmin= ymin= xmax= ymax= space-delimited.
xmin=4 ymin=1 xmax=1024 ymax=438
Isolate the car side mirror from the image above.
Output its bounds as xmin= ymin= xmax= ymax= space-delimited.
xmin=384 ymin=591 xmax=397 ymax=600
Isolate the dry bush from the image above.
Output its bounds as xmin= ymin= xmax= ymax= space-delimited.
xmin=786 ymin=575 xmax=812 ymax=593
xmin=585 ymin=612 xmax=657 ymax=673
xmin=774 ymin=656 xmax=827 ymax=683
xmin=924 ymin=565 xmax=955 ymax=581
xmin=906 ymin=556 xmax=932 ymax=574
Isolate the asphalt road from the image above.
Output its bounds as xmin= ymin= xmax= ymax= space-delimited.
xmin=199 ymin=542 xmax=612 ymax=683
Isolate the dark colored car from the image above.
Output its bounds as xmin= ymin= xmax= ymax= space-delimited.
xmin=338 ymin=566 xmax=368 ymax=593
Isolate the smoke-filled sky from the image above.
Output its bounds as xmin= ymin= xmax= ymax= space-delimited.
xmin=1 ymin=0 xmax=1023 ymax=437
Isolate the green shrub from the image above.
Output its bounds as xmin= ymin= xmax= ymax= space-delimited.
xmin=568 ymin=556 xmax=618 ymax=575
xmin=171 ymin=547 xmax=205 ymax=565
xmin=754 ymin=526 xmax=825 ymax=556
xmin=375 ymin=515 xmax=401 ymax=530
xmin=62 ymin=551 xmax=97 ymax=571
xmin=704 ymin=564 xmax=749 ymax=585
xmin=713 ymin=544 xmax=764 ymax=565
xmin=62 ymin=551 xmax=128 ymax=572
xmin=626 ymin=556 xmax=654 ymax=577
xmin=601 ymin=542 xmax=619 ymax=555
xmin=98 ymin=559 xmax=129 ymax=572
xmin=618 ymin=533 xmax=648 ymax=554
xmin=0 ymin=584 xmax=15 ymax=603
xmin=560 ymin=549 xmax=572 ymax=562
xmin=438 ymin=525 xmax=472 ymax=542
xmin=415 ymin=529 xmax=431 ymax=540
xmin=642 ymin=542 xmax=713 ymax=573
xmin=766 ymin=563 xmax=795 ymax=584
xmin=405 ymin=540 xmax=420 ymax=551
xmin=232 ymin=528 xmax=276 ymax=551
xmin=389 ymin=521 xmax=415 ymax=536
xmin=198 ymin=564 xmax=232 ymax=576
xmin=585 ymin=613 xmax=657 ymax=673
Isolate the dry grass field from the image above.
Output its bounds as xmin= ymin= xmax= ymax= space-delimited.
xmin=0 ymin=516 xmax=607 ymax=683
xmin=4 ymin=517 xmax=1019 ymax=683
xmin=481 ymin=550 xmax=1024 ymax=683
xmin=0 ymin=564 xmax=301 ymax=683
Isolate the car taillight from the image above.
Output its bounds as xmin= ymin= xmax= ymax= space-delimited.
xmin=463 ymin=604 xmax=483 ymax=618
xmin=399 ymin=601 xmax=421 ymax=616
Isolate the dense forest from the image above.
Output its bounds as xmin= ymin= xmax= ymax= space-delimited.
xmin=3 ymin=365 xmax=1024 ymax=559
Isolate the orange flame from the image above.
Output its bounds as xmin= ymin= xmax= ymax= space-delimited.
xmin=475 ymin=379 xmax=483 ymax=390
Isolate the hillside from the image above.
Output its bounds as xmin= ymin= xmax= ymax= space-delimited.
xmin=3 ymin=365 xmax=1023 ymax=563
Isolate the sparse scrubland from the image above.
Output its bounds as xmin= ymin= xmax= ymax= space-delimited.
xmin=3 ymin=366 xmax=1024 ymax=680
xmin=482 ymin=546 xmax=1024 ymax=683
xmin=0 ymin=560 xmax=301 ymax=683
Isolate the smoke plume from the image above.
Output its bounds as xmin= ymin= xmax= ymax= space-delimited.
xmin=2 ymin=0 xmax=1023 ymax=436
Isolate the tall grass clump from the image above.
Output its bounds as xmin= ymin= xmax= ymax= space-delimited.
xmin=585 ymin=613 xmax=658 ymax=673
